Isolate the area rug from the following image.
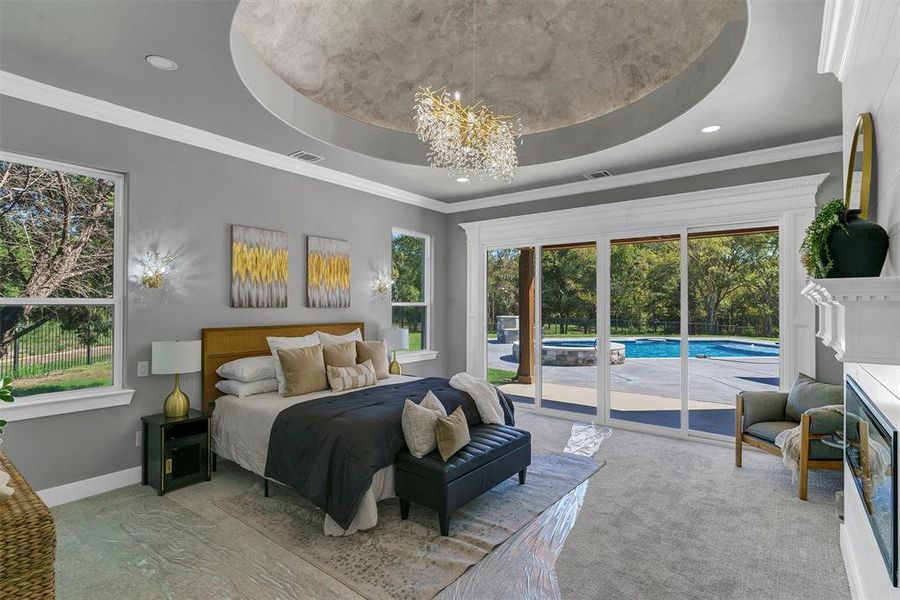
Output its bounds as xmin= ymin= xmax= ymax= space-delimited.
xmin=216 ymin=453 xmax=603 ymax=600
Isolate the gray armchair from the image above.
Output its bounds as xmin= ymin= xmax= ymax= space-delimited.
xmin=735 ymin=373 xmax=843 ymax=500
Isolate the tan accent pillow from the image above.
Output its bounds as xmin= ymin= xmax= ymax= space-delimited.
xmin=327 ymin=359 xmax=377 ymax=392
xmin=356 ymin=340 xmax=390 ymax=379
xmin=277 ymin=345 xmax=328 ymax=397
xmin=323 ymin=341 xmax=357 ymax=368
xmin=435 ymin=406 xmax=471 ymax=461
xmin=401 ymin=391 xmax=448 ymax=458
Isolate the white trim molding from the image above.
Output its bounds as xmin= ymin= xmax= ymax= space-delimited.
xmin=1 ymin=70 xmax=843 ymax=216
xmin=0 ymin=387 xmax=135 ymax=421
xmin=0 ymin=70 xmax=446 ymax=213
xmin=818 ymin=0 xmax=862 ymax=82
xmin=802 ymin=276 xmax=900 ymax=365
xmin=37 ymin=465 xmax=142 ymax=507
xmin=444 ymin=137 xmax=841 ymax=214
xmin=397 ymin=350 xmax=439 ymax=364
xmin=462 ymin=174 xmax=826 ymax=417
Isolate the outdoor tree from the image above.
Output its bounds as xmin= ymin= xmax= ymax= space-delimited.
xmin=0 ymin=160 xmax=114 ymax=357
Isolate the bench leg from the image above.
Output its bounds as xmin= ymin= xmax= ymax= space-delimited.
xmin=212 ymin=452 xmax=217 ymax=472
xmin=519 ymin=468 xmax=527 ymax=485
xmin=264 ymin=478 xmax=269 ymax=498
xmin=439 ymin=510 xmax=450 ymax=537
xmin=400 ymin=499 xmax=410 ymax=520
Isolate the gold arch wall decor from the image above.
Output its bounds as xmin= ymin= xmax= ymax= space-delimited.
xmin=307 ymin=235 xmax=351 ymax=308
xmin=845 ymin=112 xmax=874 ymax=219
xmin=230 ymin=225 xmax=288 ymax=308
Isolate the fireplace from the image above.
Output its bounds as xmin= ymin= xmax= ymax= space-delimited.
xmin=846 ymin=375 xmax=898 ymax=587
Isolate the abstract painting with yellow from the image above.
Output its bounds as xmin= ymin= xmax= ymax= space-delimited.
xmin=307 ymin=236 xmax=351 ymax=308
xmin=231 ymin=225 xmax=288 ymax=308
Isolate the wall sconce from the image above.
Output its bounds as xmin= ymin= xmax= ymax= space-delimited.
xmin=139 ymin=251 xmax=176 ymax=290
xmin=370 ymin=267 xmax=395 ymax=304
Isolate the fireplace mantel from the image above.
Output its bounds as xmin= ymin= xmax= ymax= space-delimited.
xmin=802 ymin=277 xmax=900 ymax=365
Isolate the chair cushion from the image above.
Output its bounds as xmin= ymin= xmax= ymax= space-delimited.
xmin=745 ymin=421 xmax=843 ymax=461
xmin=395 ymin=424 xmax=530 ymax=483
xmin=746 ymin=421 xmax=796 ymax=444
xmin=786 ymin=373 xmax=842 ymax=422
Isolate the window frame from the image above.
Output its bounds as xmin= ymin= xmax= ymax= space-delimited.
xmin=0 ymin=150 xmax=133 ymax=420
xmin=391 ymin=227 xmax=437 ymax=363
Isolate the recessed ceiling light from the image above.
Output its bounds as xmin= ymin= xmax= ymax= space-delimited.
xmin=701 ymin=125 xmax=721 ymax=134
xmin=456 ymin=176 xmax=469 ymax=183
xmin=145 ymin=55 xmax=178 ymax=71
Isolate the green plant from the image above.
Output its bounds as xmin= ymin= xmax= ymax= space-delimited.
xmin=800 ymin=198 xmax=848 ymax=278
xmin=0 ymin=376 xmax=13 ymax=442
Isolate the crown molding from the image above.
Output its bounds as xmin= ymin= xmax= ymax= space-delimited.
xmin=1 ymin=71 xmax=842 ymax=217
xmin=444 ymin=136 xmax=841 ymax=214
xmin=0 ymin=70 xmax=448 ymax=212
xmin=817 ymin=0 xmax=862 ymax=82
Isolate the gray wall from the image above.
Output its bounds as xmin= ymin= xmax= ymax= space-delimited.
xmin=0 ymin=97 xmax=449 ymax=490
xmin=445 ymin=152 xmax=846 ymax=385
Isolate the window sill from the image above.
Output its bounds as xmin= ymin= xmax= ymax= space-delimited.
xmin=0 ymin=387 xmax=135 ymax=421
xmin=397 ymin=350 xmax=439 ymax=364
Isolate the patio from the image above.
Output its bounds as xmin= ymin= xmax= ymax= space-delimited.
xmin=488 ymin=340 xmax=780 ymax=436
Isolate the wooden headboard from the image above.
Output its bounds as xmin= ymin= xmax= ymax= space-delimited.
xmin=201 ymin=322 xmax=365 ymax=413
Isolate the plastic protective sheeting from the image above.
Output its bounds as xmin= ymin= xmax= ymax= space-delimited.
xmin=438 ymin=423 xmax=612 ymax=600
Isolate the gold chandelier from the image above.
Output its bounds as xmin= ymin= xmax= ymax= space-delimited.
xmin=413 ymin=1 xmax=523 ymax=183
xmin=414 ymin=88 xmax=522 ymax=183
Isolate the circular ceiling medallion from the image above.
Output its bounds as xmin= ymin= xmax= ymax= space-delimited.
xmin=234 ymin=0 xmax=743 ymax=136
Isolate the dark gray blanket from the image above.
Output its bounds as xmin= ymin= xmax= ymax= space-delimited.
xmin=264 ymin=377 xmax=514 ymax=530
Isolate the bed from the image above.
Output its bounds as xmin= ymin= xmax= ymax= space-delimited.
xmin=202 ymin=322 xmax=512 ymax=537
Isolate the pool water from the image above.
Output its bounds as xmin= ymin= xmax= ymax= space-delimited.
xmin=548 ymin=338 xmax=779 ymax=358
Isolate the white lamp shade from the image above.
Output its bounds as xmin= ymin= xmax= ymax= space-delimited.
xmin=151 ymin=340 xmax=202 ymax=375
xmin=380 ymin=327 xmax=409 ymax=351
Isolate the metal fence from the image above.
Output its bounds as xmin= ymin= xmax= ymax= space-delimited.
xmin=0 ymin=321 xmax=111 ymax=380
xmin=536 ymin=317 xmax=777 ymax=338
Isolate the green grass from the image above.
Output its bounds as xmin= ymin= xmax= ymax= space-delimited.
xmin=488 ymin=368 xmax=517 ymax=385
xmin=10 ymin=361 xmax=112 ymax=397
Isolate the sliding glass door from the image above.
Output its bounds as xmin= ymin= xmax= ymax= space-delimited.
xmin=539 ymin=243 xmax=597 ymax=416
xmin=687 ymin=228 xmax=780 ymax=437
xmin=481 ymin=226 xmax=781 ymax=441
xmin=608 ymin=235 xmax=681 ymax=429
xmin=485 ymin=247 xmax=536 ymax=408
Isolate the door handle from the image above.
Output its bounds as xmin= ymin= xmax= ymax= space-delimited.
xmin=165 ymin=459 xmax=172 ymax=474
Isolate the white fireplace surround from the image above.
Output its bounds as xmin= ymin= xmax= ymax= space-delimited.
xmin=804 ymin=277 xmax=900 ymax=599
xmin=461 ymin=173 xmax=826 ymax=427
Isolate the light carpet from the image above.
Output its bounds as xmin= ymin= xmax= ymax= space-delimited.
xmin=216 ymin=453 xmax=603 ymax=600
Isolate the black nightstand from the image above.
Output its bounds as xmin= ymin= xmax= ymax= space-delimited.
xmin=141 ymin=410 xmax=211 ymax=495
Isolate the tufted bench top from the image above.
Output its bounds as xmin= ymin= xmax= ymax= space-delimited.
xmin=395 ymin=424 xmax=531 ymax=483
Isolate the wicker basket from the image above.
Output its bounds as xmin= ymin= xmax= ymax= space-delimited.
xmin=0 ymin=452 xmax=56 ymax=600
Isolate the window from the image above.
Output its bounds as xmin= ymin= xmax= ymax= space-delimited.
xmin=391 ymin=229 xmax=431 ymax=353
xmin=0 ymin=152 xmax=128 ymax=415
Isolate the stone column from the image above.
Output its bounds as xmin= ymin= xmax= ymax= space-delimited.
xmin=517 ymin=247 xmax=535 ymax=384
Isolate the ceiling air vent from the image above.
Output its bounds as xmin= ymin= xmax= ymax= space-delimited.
xmin=288 ymin=150 xmax=325 ymax=164
xmin=583 ymin=169 xmax=614 ymax=180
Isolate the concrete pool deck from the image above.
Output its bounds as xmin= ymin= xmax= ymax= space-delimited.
xmin=488 ymin=340 xmax=779 ymax=407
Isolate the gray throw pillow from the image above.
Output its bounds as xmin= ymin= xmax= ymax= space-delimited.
xmin=785 ymin=372 xmax=842 ymax=422
xmin=401 ymin=391 xmax=448 ymax=458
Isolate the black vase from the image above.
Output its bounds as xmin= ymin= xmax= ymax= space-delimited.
xmin=823 ymin=209 xmax=890 ymax=278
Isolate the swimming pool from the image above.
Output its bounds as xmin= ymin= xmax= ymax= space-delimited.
xmin=548 ymin=338 xmax=779 ymax=358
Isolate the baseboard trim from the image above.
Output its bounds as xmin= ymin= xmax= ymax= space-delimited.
xmin=37 ymin=466 xmax=142 ymax=507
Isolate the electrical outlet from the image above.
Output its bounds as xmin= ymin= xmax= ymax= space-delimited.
xmin=137 ymin=361 xmax=149 ymax=377
xmin=135 ymin=430 xmax=143 ymax=447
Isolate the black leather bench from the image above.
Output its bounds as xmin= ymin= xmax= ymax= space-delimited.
xmin=394 ymin=424 xmax=531 ymax=536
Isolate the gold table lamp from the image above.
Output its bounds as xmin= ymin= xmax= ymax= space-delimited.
xmin=152 ymin=340 xmax=202 ymax=418
xmin=380 ymin=327 xmax=409 ymax=376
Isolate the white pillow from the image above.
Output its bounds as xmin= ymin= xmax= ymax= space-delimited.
xmin=267 ymin=334 xmax=320 ymax=394
xmin=215 ymin=378 xmax=278 ymax=398
xmin=401 ymin=391 xmax=448 ymax=458
xmin=215 ymin=356 xmax=276 ymax=383
xmin=316 ymin=329 xmax=363 ymax=346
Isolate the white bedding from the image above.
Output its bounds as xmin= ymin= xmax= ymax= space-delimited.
xmin=211 ymin=375 xmax=417 ymax=536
